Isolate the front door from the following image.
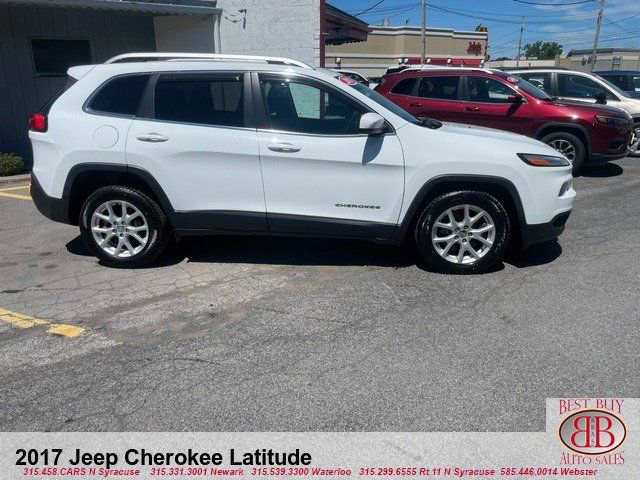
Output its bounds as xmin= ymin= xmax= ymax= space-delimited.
xmin=126 ymin=72 xmax=266 ymax=231
xmin=462 ymin=75 xmax=531 ymax=135
xmin=255 ymin=73 xmax=404 ymax=239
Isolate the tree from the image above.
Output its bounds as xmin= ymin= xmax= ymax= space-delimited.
xmin=523 ymin=41 xmax=563 ymax=60
xmin=475 ymin=24 xmax=488 ymax=32
xmin=495 ymin=56 xmax=511 ymax=61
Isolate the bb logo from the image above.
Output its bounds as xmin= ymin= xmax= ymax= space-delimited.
xmin=559 ymin=409 xmax=626 ymax=455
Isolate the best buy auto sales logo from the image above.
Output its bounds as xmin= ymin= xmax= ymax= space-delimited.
xmin=559 ymin=409 xmax=626 ymax=455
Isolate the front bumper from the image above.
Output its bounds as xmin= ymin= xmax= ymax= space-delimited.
xmin=521 ymin=211 xmax=571 ymax=249
xmin=589 ymin=148 xmax=633 ymax=163
xmin=30 ymin=173 xmax=69 ymax=224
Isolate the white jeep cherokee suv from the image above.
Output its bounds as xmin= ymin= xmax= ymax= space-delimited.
xmin=29 ymin=53 xmax=575 ymax=274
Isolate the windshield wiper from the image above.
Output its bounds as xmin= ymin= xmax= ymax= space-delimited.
xmin=418 ymin=117 xmax=442 ymax=129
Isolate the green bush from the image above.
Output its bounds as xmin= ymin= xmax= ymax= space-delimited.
xmin=0 ymin=153 xmax=24 ymax=176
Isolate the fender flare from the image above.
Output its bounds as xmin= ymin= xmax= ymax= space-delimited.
xmin=391 ymin=174 xmax=526 ymax=243
xmin=534 ymin=122 xmax=592 ymax=155
xmin=62 ymin=163 xmax=181 ymax=228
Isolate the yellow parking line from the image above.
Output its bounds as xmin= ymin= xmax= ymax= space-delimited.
xmin=0 ymin=184 xmax=30 ymax=192
xmin=0 ymin=191 xmax=31 ymax=200
xmin=0 ymin=307 xmax=84 ymax=338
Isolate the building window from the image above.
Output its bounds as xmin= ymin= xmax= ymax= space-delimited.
xmin=31 ymin=39 xmax=91 ymax=77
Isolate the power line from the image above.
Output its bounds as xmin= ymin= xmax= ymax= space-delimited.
xmin=513 ymin=0 xmax=595 ymax=5
xmin=353 ymin=0 xmax=386 ymax=16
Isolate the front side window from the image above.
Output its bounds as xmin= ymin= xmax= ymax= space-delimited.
xmin=88 ymin=75 xmax=149 ymax=116
xmin=153 ymin=75 xmax=244 ymax=127
xmin=417 ymin=76 xmax=460 ymax=100
xmin=632 ymin=76 xmax=640 ymax=92
xmin=260 ymin=76 xmax=364 ymax=135
xmin=558 ymin=74 xmax=614 ymax=100
xmin=467 ymin=76 xmax=516 ymax=103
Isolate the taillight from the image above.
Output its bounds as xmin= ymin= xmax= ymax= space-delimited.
xmin=29 ymin=113 xmax=47 ymax=132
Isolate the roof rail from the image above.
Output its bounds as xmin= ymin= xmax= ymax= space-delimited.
xmin=104 ymin=52 xmax=313 ymax=69
xmin=401 ymin=65 xmax=492 ymax=73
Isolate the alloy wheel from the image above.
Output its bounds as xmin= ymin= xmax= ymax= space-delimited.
xmin=549 ymin=139 xmax=576 ymax=163
xmin=91 ymin=200 xmax=149 ymax=258
xmin=629 ymin=127 xmax=640 ymax=154
xmin=431 ymin=204 xmax=496 ymax=265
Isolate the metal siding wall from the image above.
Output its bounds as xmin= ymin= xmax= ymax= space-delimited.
xmin=0 ymin=5 xmax=157 ymax=166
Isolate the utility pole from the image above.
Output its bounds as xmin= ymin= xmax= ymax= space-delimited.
xmin=516 ymin=16 xmax=525 ymax=67
xmin=420 ymin=0 xmax=426 ymax=64
xmin=591 ymin=0 xmax=605 ymax=71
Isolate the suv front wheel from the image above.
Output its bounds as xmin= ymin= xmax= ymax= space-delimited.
xmin=79 ymin=186 xmax=170 ymax=268
xmin=541 ymin=131 xmax=585 ymax=173
xmin=415 ymin=191 xmax=510 ymax=274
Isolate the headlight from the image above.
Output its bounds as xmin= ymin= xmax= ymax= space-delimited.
xmin=595 ymin=115 xmax=630 ymax=125
xmin=517 ymin=153 xmax=571 ymax=167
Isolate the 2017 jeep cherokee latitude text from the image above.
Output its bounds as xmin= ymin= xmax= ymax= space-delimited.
xmin=29 ymin=53 xmax=575 ymax=274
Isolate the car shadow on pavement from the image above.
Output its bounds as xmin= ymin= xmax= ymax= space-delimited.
xmin=504 ymin=240 xmax=562 ymax=268
xmin=577 ymin=162 xmax=623 ymax=178
xmin=67 ymin=234 xmax=416 ymax=268
xmin=66 ymin=235 xmax=563 ymax=271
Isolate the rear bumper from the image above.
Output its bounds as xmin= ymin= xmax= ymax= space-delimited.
xmin=30 ymin=173 xmax=69 ymax=224
xmin=520 ymin=211 xmax=571 ymax=249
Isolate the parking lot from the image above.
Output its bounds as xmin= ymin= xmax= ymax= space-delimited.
xmin=0 ymin=157 xmax=638 ymax=432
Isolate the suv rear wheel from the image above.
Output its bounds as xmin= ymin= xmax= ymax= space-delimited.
xmin=415 ymin=191 xmax=510 ymax=274
xmin=79 ymin=186 xmax=170 ymax=268
xmin=541 ymin=131 xmax=585 ymax=173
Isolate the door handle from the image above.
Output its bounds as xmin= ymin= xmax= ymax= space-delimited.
xmin=266 ymin=141 xmax=301 ymax=153
xmin=465 ymin=106 xmax=480 ymax=112
xmin=408 ymin=102 xmax=422 ymax=107
xmin=136 ymin=133 xmax=169 ymax=143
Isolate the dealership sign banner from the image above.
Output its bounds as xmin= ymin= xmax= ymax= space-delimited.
xmin=1 ymin=398 xmax=637 ymax=479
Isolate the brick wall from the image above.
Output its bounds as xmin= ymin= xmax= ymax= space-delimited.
xmin=216 ymin=0 xmax=321 ymax=67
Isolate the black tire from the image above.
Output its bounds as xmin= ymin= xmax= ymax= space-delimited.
xmin=540 ymin=131 xmax=586 ymax=174
xmin=79 ymin=186 xmax=170 ymax=268
xmin=630 ymin=122 xmax=640 ymax=157
xmin=414 ymin=191 xmax=510 ymax=275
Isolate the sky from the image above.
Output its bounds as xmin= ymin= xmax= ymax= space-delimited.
xmin=328 ymin=0 xmax=640 ymax=59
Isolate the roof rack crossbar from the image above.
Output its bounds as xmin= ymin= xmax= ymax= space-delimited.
xmin=104 ymin=52 xmax=313 ymax=69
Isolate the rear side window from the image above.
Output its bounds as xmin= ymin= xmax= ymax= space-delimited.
xmin=88 ymin=75 xmax=149 ymax=116
xmin=153 ymin=75 xmax=244 ymax=127
xmin=518 ymin=73 xmax=552 ymax=93
xmin=417 ymin=76 xmax=460 ymax=100
xmin=391 ymin=78 xmax=417 ymax=95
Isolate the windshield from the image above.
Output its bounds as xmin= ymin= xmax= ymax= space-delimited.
xmin=594 ymin=74 xmax=630 ymax=98
xmin=348 ymin=81 xmax=418 ymax=124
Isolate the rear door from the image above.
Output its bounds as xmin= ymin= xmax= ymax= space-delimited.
xmin=462 ymin=75 xmax=531 ymax=134
xmin=126 ymin=71 xmax=267 ymax=231
xmin=409 ymin=74 xmax=466 ymax=123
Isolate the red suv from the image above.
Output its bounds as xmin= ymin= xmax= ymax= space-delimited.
xmin=375 ymin=68 xmax=633 ymax=172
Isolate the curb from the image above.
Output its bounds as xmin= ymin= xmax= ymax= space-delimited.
xmin=0 ymin=173 xmax=30 ymax=184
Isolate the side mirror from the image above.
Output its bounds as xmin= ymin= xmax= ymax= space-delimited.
xmin=359 ymin=112 xmax=386 ymax=135
xmin=595 ymin=90 xmax=607 ymax=104
xmin=507 ymin=93 xmax=524 ymax=103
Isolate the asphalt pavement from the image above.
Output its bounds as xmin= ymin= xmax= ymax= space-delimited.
xmin=0 ymin=158 xmax=638 ymax=432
